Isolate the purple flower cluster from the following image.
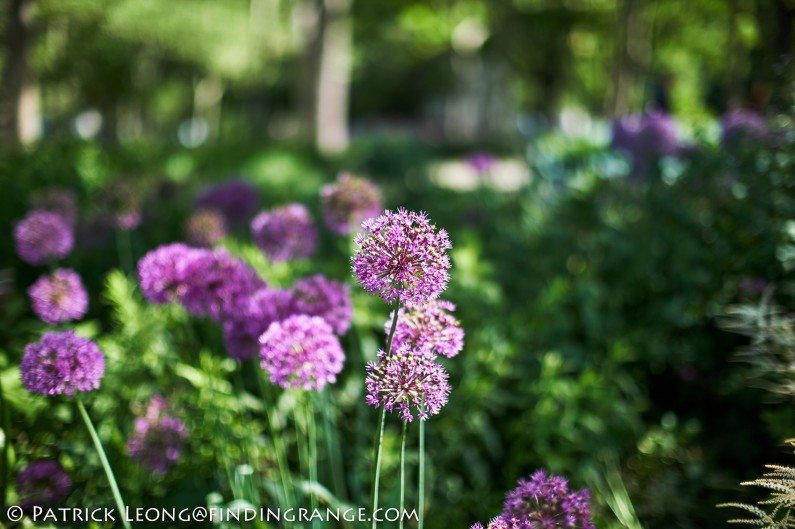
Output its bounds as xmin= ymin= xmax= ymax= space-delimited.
xmin=16 ymin=460 xmax=72 ymax=509
xmin=352 ymin=208 xmax=452 ymax=305
xmin=320 ymin=173 xmax=383 ymax=235
xmin=721 ymin=109 xmax=766 ymax=147
xmin=259 ymin=315 xmax=345 ymax=391
xmin=251 ymin=204 xmax=318 ymax=262
xmin=137 ymin=244 xmax=264 ymax=320
xmin=28 ymin=269 xmax=88 ymax=324
xmin=186 ymin=209 xmax=227 ymax=247
xmin=291 ymin=275 xmax=352 ymax=335
xmin=222 ymin=288 xmax=294 ymax=361
xmin=21 ymin=331 xmax=105 ymax=396
xmin=365 ymin=346 xmax=450 ymax=422
xmin=611 ymin=112 xmax=679 ymax=179
xmin=388 ymin=300 xmax=463 ymax=359
xmin=127 ymin=395 xmax=188 ymax=474
xmin=196 ymin=178 xmax=259 ymax=225
xmin=470 ymin=470 xmax=594 ymax=529
xmin=14 ymin=210 xmax=74 ymax=265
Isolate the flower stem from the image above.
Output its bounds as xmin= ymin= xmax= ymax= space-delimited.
xmin=322 ymin=389 xmax=347 ymax=500
xmin=419 ymin=412 xmax=425 ymax=529
xmin=0 ymin=376 xmax=10 ymax=512
xmin=306 ymin=394 xmax=319 ymax=529
xmin=76 ymin=399 xmax=131 ymax=529
xmin=255 ymin=371 xmax=295 ymax=516
xmin=399 ymin=421 xmax=408 ymax=529
xmin=115 ymin=229 xmax=133 ymax=275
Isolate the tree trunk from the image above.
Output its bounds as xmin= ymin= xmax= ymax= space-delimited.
xmin=0 ymin=0 xmax=39 ymax=144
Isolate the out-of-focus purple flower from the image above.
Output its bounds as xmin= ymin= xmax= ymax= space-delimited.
xmin=501 ymin=470 xmax=594 ymax=529
xmin=28 ymin=269 xmax=88 ymax=324
xmin=352 ymin=208 xmax=452 ymax=305
xmin=31 ymin=188 xmax=78 ymax=226
xmin=739 ymin=276 xmax=769 ymax=295
xmin=137 ymin=243 xmax=199 ymax=305
xmin=14 ymin=210 xmax=74 ymax=265
xmin=102 ymin=179 xmax=142 ymax=231
xmin=470 ymin=516 xmax=521 ymax=529
xmin=17 ymin=460 xmax=71 ymax=509
xmin=611 ymin=112 xmax=678 ymax=180
xmin=467 ymin=152 xmax=496 ymax=174
xmin=259 ymin=315 xmax=345 ymax=391
xmin=721 ymin=109 xmax=767 ymax=147
xmin=251 ymin=204 xmax=318 ymax=262
xmin=126 ymin=395 xmax=188 ymax=474
xmin=222 ymin=288 xmax=295 ymax=361
xmin=196 ymin=178 xmax=259 ymax=225
xmin=321 ymin=173 xmax=383 ymax=235
xmin=365 ymin=346 xmax=450 ymax=422
xmin=186 ymin=209 xmax=227 ymax=247
xmin=611 ymin=116 xmax=643 ymax=153
xmin=21 ymin=331 xmax=105 ymax=396
xmin=291 ymin=275 xmax=352 ymax=335
xmin=387 ymin=299 xmax=464 ymax=359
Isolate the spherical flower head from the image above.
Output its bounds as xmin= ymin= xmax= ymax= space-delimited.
xmin=137 ymin=243 xmax=200 ymax=304
xmin=258 ymin=314 xmax=345 ymax=391
xmin=502 ymin=470 xmax=594 ymax=529
xmin=352 ymin=208 xmax=452 ymax=305
xmin=178 ymin=248 xmax=266 ymax=320
xmin=467 ymin=152 xmax=496 ymax=174
xmin=28 ymin=269 xmax=89 ymax=324
xmin=21 ymin=331 xmax=105 ymax=396
xmin=223 ymin=288 xmax=295 ymax=361
xmin=365 ymin=345 xmax=450 ymax=422
xmin=320 ymin=173 xmax=383 ymax=235
xmin=387 ymin=299 xmax=464 ymax=358
xmin=251 ymin=203 xmax=318 ymax=262
xmin=31 ymin=187 xmax=78 ymax=226
xmin=637 ymin=111 xmax=678 ymax=157
xmin=186 ymin=208 xmax=227 ymax=246
xmin=291 ymin=275 xmax=352 ymax=335
xmin=470 ymin=516 xmax=523 ymax=529
xmin=610 ymin=115 xmax=643 ymax=153
xmin=127 ymin=395 xmax=188 ymax=474
xmin=14 ymin=210 xmax=74 ymax=265
xmin=196 ymin=178 xmax=259 ymax=225
xmin=721 ymin=109 xmax=767 ymax=147
xmin=17 ymin=460 xmax=71 ymax=509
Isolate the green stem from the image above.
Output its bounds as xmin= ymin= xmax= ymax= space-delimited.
xmin=115 ymin=229 xmax=133 ymax=275
xmin=76 ymin=399 xmax=131 ymax=529
xmin=255 ymin=371 xmax=295 ymax=516
xmin=0 ymin=376 xmax=10 ymax=512
xmin=322 ymin=389 xmax=347 ymax=500
xmin=399 ymin=421 xmax=407 ymax=529
xmin=306 ymin=395 xmax=319 ymax=529
xmin=419 ymin=411 xmax=425 ymax=529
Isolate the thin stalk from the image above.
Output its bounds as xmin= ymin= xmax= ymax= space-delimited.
xmin=418 ymin=413 xmax=425 ymax=529
xmin=322 ymin=389 xmax=347 ymax=500
xmin=115 ymin=229 xmax=133 ymax=275
xmin=399 ymin=421 xmax=408 ymax=529
xmin=0 ymin=376 xmax=10 ymax=512
xmin=306 ymin=395 xmax=319 ymax=529
xmin=76 ymin=399 xmax=131 ymax=529
xmin=255 ymin=371 xmax=295 ymax=514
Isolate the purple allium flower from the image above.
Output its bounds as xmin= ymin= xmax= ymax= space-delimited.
xmin=320 ymin=173 xmax=383 ymax=235
xmin=137 ymin=243 xmax=199 ymax=305
xmin=470 ymin=516 xmax=522 ymax=529
xmin=365 ymin=346 xmax=450 ymax=422
xmin=387 ymin=299 xmax=464 ymax=359
xmin=186 ymin=209 xmax=227 ymax=247
xmin=636 ymin=111 xmax=679 ymax=157
xmin=352 ymin=208 xmax=452 ymax=305
xmin=28 ymin=269 xmax=89 ymax=324
xmin=291 ymin=275 xmax=352 ymax=335
xmin=102 ymin=179 xmax=142 ymax=231
xmin=259 ymin=315 xmax=345 ymax=391
xmin=721 ymin=109 xmax=767 ymax=147
xmin=467 ymin=152 xmax=496 ymax=174
xmin=31 ymin=188 xmax=78 ymax=226
xmin=196 ymin=178 xmax=259 ymax=225
xmin=14 ymin=210 xmax=74 ymax=265
xmin=610 ymin=116 xmax=643 ymax=153
xmin=16 ymin=460 xmax=71 ymax=509
xmin=222 ymin=288 xmax=295 ymax=361
xmin=20 ymin=331 xmax=105 ymax=396
xmin=501 ymin=470 xmax=594 ymax=529
xmin=251 ymin=204 xmax=318 ymax=262
xmin=127 ymin=395 xmax=188 ymax=474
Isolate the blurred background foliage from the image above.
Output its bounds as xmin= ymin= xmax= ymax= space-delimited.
xmin=2 ymin=0 xmax=795 ymax=528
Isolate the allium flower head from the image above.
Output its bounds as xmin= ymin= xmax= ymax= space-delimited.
xmin=17 ymin=460 xmax=71 ymax=509
xmin=251 ymin=203 xmax=318 ymax=262
xmin=352 ymin=208 xmax=452 ymax=305
xmin=223 ymin=288 xmax=295 ymax=361
xmin=467 ymin=152 xmax=496 ymax=174
xmin=259 ymin=315 xmax=345 ymax=391
xmin=291 ymin=275 xmax=352 ymax=335
xmin=637 ymin=111 xmax=678 ymax=157
xmin=186 ymin=209 xmax=227 ymax=246
xmin=502 ymin=470 xmax=594 ymax=529
xmin=28 ymin=269 xmax=89 ymax=324
xmin=21 ymin=331 xmax=105 ymax=396
xmin=137 ymin=243 xmax=199 ymax=304
xmin=320 ymin=173 xmax=383 ymax=235
xmin=14 ymin=210 xmax=74 ymax=265
xmin=127 ymin=395 xmax=188 ymax=474
xmin=388 ymin=299 xmax=464 ymax=358
xmin=471 ymin=516 xmax=522 ymax=529
xmin=31 ymin=187 xmax=78 ymax=226
xmin=721 ymin=109 xmax=767 ymax=147
xmin=365 ymin=345 xmax=450 ymax=422
xmin=196 ymin=178 xmax=259 ymax=225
